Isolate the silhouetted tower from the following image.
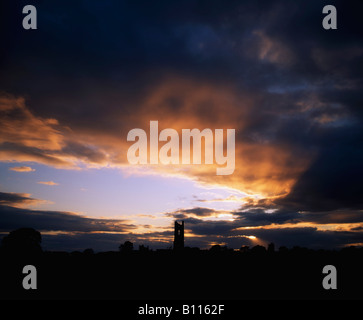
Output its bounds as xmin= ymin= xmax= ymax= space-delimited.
xmin=173 ymin=221 xmax=184 ymax=250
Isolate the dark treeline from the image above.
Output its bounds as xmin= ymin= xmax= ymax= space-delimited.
xmin=1 ymin=228 xmax=363 ymax=299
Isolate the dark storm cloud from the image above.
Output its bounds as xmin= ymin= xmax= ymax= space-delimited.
xmin=302 ymin=210 xmax=363 ymax=225
xmin=0 ymin=191 xmax=40 ymax=207
xmin=1 ymin=0 xmax=362 ymax=161
xmin=2 ymin=0 xmax=361 ymax=106
xmin=278 ymin=143 xmax=363 ymax=212
xmin=235 ymin=206 xmax=363 ymax=228
xmin=166 ymin=207 xmax=220 ymax=219
xmin=0 ymin=192 xmax=136 ymax=233
xmin=236 ymin=209 xmax=301 ymax=227
xmin=185 ymin=218 xmax=237 ymax=236
xmin=168 ymin=204 xmax=363 ymax=230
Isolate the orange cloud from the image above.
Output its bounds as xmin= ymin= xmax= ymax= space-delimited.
xmin=0 ymin=93 xmax=109 ymax=168
xmin=0 ymin=79 xmax=313 ymax=200
xmin=121 ymin=77 xmax=312 ymax=197
xmin=0 ymin=94 xmax=63 ymax=150
xmin=9 ymin=166 xmax=35 ymax=172
xmin=0 ymin=191 xmax=47 ymax=208
xmin=37 ymin=181 xmax=59 ymax=186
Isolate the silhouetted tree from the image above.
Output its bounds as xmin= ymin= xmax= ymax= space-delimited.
xmin=184 ymin=246 xmax=200 ymax=252
xmin=291 ymin=246 xmax=309 ymax=255
xmin=250 ymin=245 xmax=266 ymax=254
xmin=119 ymin=241 xmax=133 ymax=252
xmin=209 ymin=244 xmax=222 ymax=252
xmin=83 ymin=248 xmax=94 ymax=255
xmin=239 ymin=245 xmax=249 ymax=253
xmin=268 ymin=242 xmax=275 ymax=253
xmin=1 ymin=228 xmax=42 ymax=254
xmin=278 ymin=246 xmax=288 ymax=253
xmin=209 ymin=244 xmax=230 ymax=252
xmin=139 ymin=244 xmax=150 ymax=252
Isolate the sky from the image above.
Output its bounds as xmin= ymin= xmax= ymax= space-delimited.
xmin=0 ymin=0 xmax=363 ymax=251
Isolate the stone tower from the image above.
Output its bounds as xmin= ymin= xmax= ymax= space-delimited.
xmin=173 ymin=221 xmax=184 ymax=250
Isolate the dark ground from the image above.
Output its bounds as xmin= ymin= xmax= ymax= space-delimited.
xmin=1 ymin=246 xmax=362 ymax=300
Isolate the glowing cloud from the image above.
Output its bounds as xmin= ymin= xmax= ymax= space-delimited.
xmin=9 ymin=166 xmax=35 ymax=172
xmin=37 ymin=181 xmax=59 ymax=186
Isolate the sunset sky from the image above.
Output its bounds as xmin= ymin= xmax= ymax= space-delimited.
xmin=1 ymin=0 xmax=363 ymax=251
